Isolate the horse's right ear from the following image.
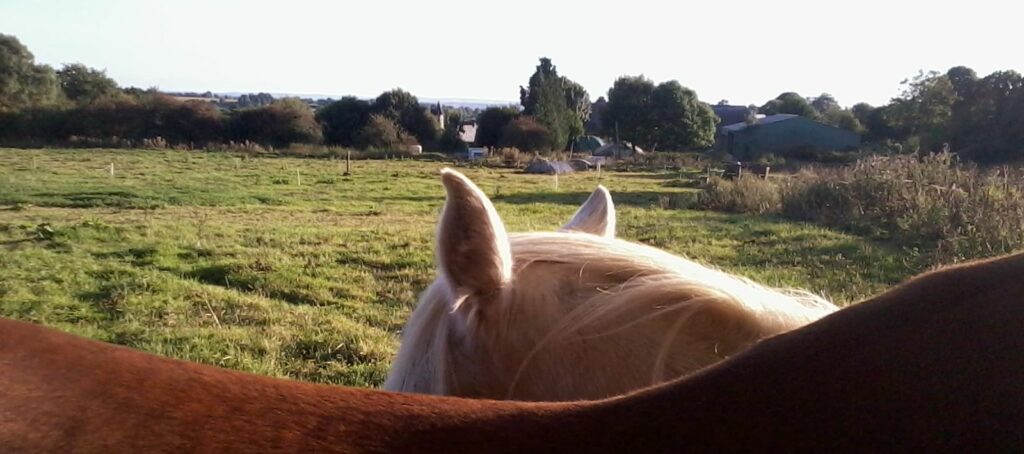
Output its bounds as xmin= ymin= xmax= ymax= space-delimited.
xmin=561 ymin=185 xmax=616 ymax=238
xmin=436 ymin=168 xmax=512 ymax=300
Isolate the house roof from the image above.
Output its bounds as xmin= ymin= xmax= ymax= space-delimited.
xmin=458 ymin=120 xmax=477 ymax=144
xmin=721 ymin=114 xmax=798 ymax=132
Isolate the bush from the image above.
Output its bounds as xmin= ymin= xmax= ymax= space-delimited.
xmin=500 ymin=117 xmax=550 ymax=153
xmin=0 ymin=107 xmax=70 ymax=144
xmin=229 ymin=98 xmax=322 ymax=147
xmin=354 ymin=114 xmax=416 ymax=151
xmin=0 ymin=94 xmax=227 ymax=148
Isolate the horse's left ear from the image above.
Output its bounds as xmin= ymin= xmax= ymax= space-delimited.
xmin=436 ymin=168 xmax=512 ymax=299
xmin=561 ymin=185 xmax=616 ymax=238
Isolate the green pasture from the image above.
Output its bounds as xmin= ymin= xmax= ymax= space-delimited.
xmin=0 ymin=149 xmax=921 ymax=386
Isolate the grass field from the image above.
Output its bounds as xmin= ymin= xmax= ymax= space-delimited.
xmin=0 ymin=149 xmax=926 ymax=387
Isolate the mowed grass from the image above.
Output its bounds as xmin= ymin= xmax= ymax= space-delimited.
xmin=0 ymin=149 xmax=925 ymax=387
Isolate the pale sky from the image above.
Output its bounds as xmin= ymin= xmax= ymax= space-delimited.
xmin=2 ymin=0 xmax=1018 ymax=107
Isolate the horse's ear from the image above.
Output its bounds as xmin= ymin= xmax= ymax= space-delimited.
xmin=561 ymin=185 xmax=616 ymax=238
xmin=436 ymin=168 xmax=512 ymax=299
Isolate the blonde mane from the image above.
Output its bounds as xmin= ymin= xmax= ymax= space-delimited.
xmin=385 ymin=169 xmax=836 ymax=401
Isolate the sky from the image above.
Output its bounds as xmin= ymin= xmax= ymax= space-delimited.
xmin=1 ymin=0 xmax=1019 ymax=107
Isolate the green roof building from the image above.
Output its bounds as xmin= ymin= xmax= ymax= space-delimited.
xmin=718 ymin=114 xmax=860 ymax=159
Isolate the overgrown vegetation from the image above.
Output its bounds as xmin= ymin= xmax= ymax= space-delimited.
xmin=695 ymin=152 xmax=1024 ymax=263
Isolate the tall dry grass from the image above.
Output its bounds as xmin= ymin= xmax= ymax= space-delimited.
xmin=695 ymin=152 xmax=1024 ymax=263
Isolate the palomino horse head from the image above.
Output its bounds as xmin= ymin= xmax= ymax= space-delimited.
xmin=384 ymin=169 xmax=837 ymax=401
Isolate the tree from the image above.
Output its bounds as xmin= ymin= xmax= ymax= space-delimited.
xmin=229 ymin=98 xmax=322 ymax=147
xmin=519 ymin=58 xmax=583 ymax=150
xmin=475 ymin=106 xmax=518 ymax=148
xmin=237 ymin=93 xmax=275 ymax=108
xmin=851 ymin=103 xmax=874 ymax=125
xmin=401 ymin=106 xmax=441 ymax=145
xmin=586 ymin=96 xmax=608 ymax=135
xmin=809 ymin=93 xmax=839 ymax=115
xmin=354 ymin=114 xmax=416 ymax=150
xmin=605 ymin=75 xmax=656 ymax=147
xmin=821 ymin=109 xmax=864 ymax=134
xmin=863 ymin=103 xmax=905 ymax=143
xmin=649 ymin=81 xmax=718 ymax=150
xmin=562 ymin=78 xmax=591 ymax=133
xmin=946 ymin=66 xmax=978 ymax=100
xmin=500 ymin=117 xmax=550 ymax=153
xmin=604 ymin=76 xmax=716 ymax=151
xmin=316 ymin=96 xmax=371 ymax=146
xmin=373 ymin=89 xmax=418 ymax=121
xmin=947 ymin=69 xmax=1024 ymax=161
xmin=887 ymin=71 xmax=957 ymax=150
xmin=372 ymin=88 xmax=439 ymax=144
xmin=437 ymin=110 xmax=467 ymax=153
xmin=56 ymin=63 xmax=121 ymax=104
xmin=0 ymin=34 xmax=64 ymax=111
xmin=760 ymin=92 xmax=819 ymax=119
xmin=850 ymin=103 xmax=879 ymax=137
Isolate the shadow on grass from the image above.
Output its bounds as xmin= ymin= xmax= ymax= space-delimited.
xmin=185 ymin=263 xmax=355 ymax=307
xmin=493 ymin=190 xmax=671 ymax=207
xmin=32 ymin=190 xmax=161 ymax=209
xmin=615 ymin=172 xmax=684 ymax=180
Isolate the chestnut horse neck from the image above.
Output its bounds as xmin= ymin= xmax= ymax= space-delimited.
xmin=4 ymin=252 xmax=1024 ymax=452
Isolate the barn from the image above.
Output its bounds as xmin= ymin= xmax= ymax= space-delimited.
xmin=718 ymin=114 xmax=860 ymax=159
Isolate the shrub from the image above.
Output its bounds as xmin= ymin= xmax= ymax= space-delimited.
xmin=0 ymin=107 xmax=70 ymax=144
xmin=354 ymin=114 xmax=416 ymax=151
xmin=500 ymin=117 xmax=550 ymax=153
xmin=229 ymin=98 xmax=322 ymax=147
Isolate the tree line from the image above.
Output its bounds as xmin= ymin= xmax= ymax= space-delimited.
xmin=3 ymin=31 xmax=1023 ymax=161
xmin=0 ymin=33 xmax=717 ymax=154
xmin=0 ymin=34 xmax=441 ymax=150
xmin=464 ymin=59 xmax=718 ymax=154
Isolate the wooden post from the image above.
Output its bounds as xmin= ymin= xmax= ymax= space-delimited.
xmin=296 ymin=169 xmax=302 ymax=186
xmin=109 ymin=163 xmax=115 ymax=177
xmin=553 ymin=172 xmax=559 ymax=190
xmin=597 ymin=161 xmax=602 ymax=181
xmin=345 ymin=150 xmax=352 ymax=176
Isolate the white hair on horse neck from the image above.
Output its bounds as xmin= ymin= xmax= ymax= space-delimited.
xmin=384 ymin=169 xmax=836 ymax=401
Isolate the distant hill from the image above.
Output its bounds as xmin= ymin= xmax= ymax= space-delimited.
xmin=211 ymin=92 xmax=516 ymax=109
